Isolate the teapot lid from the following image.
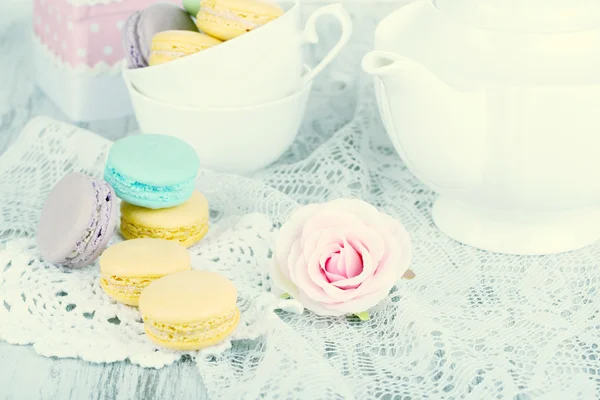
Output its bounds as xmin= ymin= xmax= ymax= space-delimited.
xmin=435 ymin=0 xmax=600 ymax=33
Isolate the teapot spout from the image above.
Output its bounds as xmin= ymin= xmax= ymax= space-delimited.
xmin=361 ymin=51 xmax=408 ymax=77
xmin=362 ymin=50 xmax=487 ymax=193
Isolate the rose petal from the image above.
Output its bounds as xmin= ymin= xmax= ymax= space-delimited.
xmin=276 ymin=204 xmax=323 ymax=276
xmin=324 ymin=269 xmax=346 ymax=282
xmin=328 ymin=244 xmax=377 ymax=289
xmin=344 ymin=229 xmax=386 ymax=268
xmin=270 ymin=258 xmax=299 ymax=298
xmin=307 ymin=247 xmax=378 ymax=301
xmin=341 ymin=238 xmax=363 ymax=279
xmin=352 ymin=234 xmax=403 ymax=296
xmin=285 ymin=239 xmax=304 ymax=284
xmin=295 ymin=250 xmax=340 ymax=304
xmin=324 ymin=252 xmax=345 ymax=277
xmin=301 ymin=214 xmax=365 ymax=263
xmin=319 ymin=243 xmax=342 ymax=270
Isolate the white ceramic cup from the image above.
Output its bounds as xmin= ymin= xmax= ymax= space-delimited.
xmin=123 ymin=2 xmax=352 ymax=108
xmin=123 ymin=67 xmax=313 ymax=174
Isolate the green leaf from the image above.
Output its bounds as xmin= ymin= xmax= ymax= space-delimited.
xmin=280 ymin=293 xmax=291 ymax=299
xmin=354 ymin=312 xmax=370 ymax=321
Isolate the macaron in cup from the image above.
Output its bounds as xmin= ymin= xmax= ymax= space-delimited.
xmin=148 ymin=31 xmax=222 ymax=66
xmin=123 ymin=2 xmax=198 ymax=68
xmin=195 ymin=0 xmax=284 ymax=41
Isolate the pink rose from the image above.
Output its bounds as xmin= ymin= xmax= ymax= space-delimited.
xmin=271 ymin=199 xmax=414 ymax=317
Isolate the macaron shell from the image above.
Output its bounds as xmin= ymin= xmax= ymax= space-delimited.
xmin=139 ymin=270 xmax=238 ymax=323
xmin=122 ymin=11 xmax=147 ymax=68
xmin=148 ymin=31 xmax=222 ymax=66
xmin=144 ymin=309 xmax=240 ymax=350
xmin=196 ymin=0 xmax=284 ymax=41
xmin=138 ymin=3 xmax=198 ymax=63
xmin=99 ymin=238 xmax=191 ymax=277
xmin=183 ymin=0 xmax=201 ymax=18
xmin=37 ymin=173 xmax=98 ymax=264
xmin=121 ymin=191 xmax=209 ymax=230
xmin=106 ymin=134 xmax=199 ymax=187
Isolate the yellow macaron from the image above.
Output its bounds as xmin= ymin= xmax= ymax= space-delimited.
xmin=196 ymin=0 xmax=284 ymax=41
xmin=99 ymin=238 xmax=191 ymax=306
xmin=120 ymin=190 xmax=209 ymax=248
xmin=148 ymin=30 xmax=222 ymax=66
xmin=139 ymin=270 xmax=240 ymax=351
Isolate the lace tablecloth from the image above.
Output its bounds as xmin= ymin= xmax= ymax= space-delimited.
xmin=2 ymin=2 xmax=600 ymax=399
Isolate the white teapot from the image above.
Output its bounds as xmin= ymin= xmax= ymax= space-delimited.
xmin=362 ymin=0 xmax=600 ymax=255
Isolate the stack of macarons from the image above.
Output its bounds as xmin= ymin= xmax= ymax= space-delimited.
xmin=104 ymin=134 xmax=210 ymax=248
xmin=123 ymin=0 xmax=284 ymax=68
xmin=37 ymin=134 xmax=240 ymax=351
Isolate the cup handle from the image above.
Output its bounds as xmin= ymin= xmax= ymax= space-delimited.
xmin=300 ymin=3 xmax=353 ymax=85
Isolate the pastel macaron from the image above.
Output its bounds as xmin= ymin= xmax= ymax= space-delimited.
xmin=37 ymin=173 xmax=117 ymax=268
xmin=120 ymin=190 xmax=209 ymax=248
xmin=196 ymin=0 xmax=284 ymax=41
xmin=123 ymin=3 xmax=198 ymax=68
xmin=99 ymin=238 xmax=191 ymax=306
xmin=104 ymin=134 xmax=200 ymax=209
xmin=149 ymin=31 xmax=222 ymax=66
xmin=139 ymin=270 xmax=240 ymax=350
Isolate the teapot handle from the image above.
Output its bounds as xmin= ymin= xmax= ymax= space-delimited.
xmin=300 ymin=4 xmax=353 ymax=85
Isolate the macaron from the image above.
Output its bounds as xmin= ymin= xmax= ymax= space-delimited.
xmin=99 ymin=238 xmax=191 ymax=306
xmin=120 ymin=190 xmax=209 ymax=247
xmin=139 ymin=270 xmax=240 ymax=350
xmin=196 ymin=0 xmax=284 ymax=41
xmin=148 ymin=30 xmax=222 ymax=66
xmin=104 ymin=134 xmax=200 ymax=209
xmin=122 ymin=3 xmax=198 ymax=68
xmin=183 ymin=0 xmax=202 ymax=17
xmin=37 ymin=173 xmax=117 ymax=268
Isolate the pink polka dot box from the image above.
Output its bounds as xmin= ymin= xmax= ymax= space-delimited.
xmin=33 ymin=0 xmax=175 ymax=121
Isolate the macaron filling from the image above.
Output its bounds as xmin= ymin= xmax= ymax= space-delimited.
xmin=120 ymin=218 xmax=208 ymax=244
xmin=144 ymin=308 xmax=240 ymax=344
xmin=104 ymin=167 xmax=195 ymax=205
xmin=100 ymin=275 xmax=155 ymax=298
xmin=63 ymin=180 xmax=114 ymax=267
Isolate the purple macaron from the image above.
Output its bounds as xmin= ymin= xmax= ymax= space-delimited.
xmin=122 ymin=3 xmax=199 ymax=68
xmin=37 ymin=173 xmax=118 ymax=268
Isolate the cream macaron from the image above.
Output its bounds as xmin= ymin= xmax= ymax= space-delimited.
xmin=99 ymin=238 xmax=191 ymax=306
xmin=196 ymin=0 xmax=284 ymax=41
xmin=139 ymin=270 xmax=240 ymax=351
xmin=120 ymin=191 xmax=210 ymax=248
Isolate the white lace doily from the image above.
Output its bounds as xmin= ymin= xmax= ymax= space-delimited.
xmin=3 ymin=2 xmax=600 ymax=399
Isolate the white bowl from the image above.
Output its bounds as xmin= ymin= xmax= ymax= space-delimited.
xmin=123 ymin=3 xmax=351 ymax=108
xmin=123 ymin=68 xmax=312 ymax=175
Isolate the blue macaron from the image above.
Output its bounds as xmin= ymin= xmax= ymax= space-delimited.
xmin=104 ymin=134 xmax=200 ymax=209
